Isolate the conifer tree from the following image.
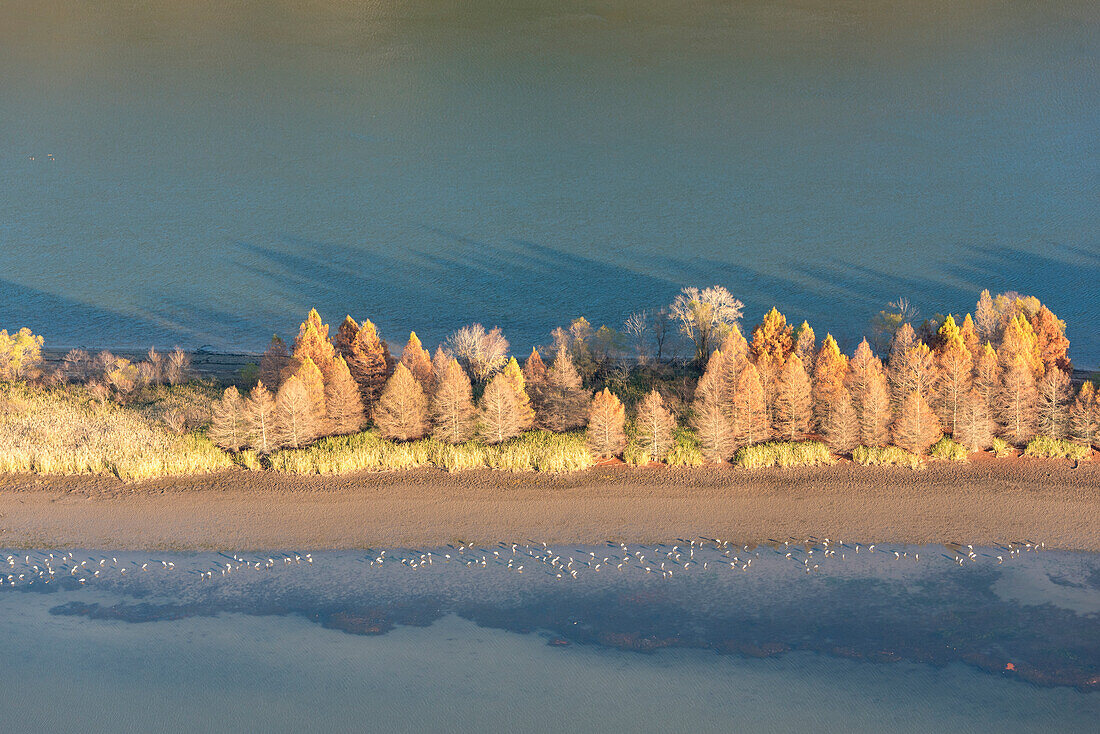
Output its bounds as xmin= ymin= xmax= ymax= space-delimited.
xmin=587 ymin=388 xmax=627 ymax=458
xmin=1036 ymin=368 xmax=1071 ymax=439
xmin=972 ymin=342 xmax=1000 ymax=412
xmin=341 ymin=319 xmax=390 ymax=419
xmin=523 ymin=348 xmax=547 ymax=387
xmin=432 ymin=357 xmax=476 ymax=444
xmin=1069 ymin=383 xmax=1098 ymax=448
xmin=400 ymin=332 xmax=434 ymax=387
xmin=996 ymin=354 xmax=1039 ymax=445
xmin=750 ymin=308 xmax=793 ymax=426
xmin=691 ymin=351 xmax=734 ymax=462
xmin=1030 ymin=305 xmax=1071 ymax=374
xmin=773 ymin=353 xmax=813 ymax=441
xmin=822 ymin=385 xmax=860 ymax=455
xmin=933 ymin=315 xmax=972 ymax=436
xmin=375 ymin=364 xmax=429 ymax=441
xmin=209 ymin=386 xmax=249 ymax=452
xmin=274 ymin=375 xmax=321 ymax=449
xmin=812 ymin=334 xmax=848 ymax=431
xmin=955 ymin=389 xmax=994 ymax=452
xmin=719 ymin=325 xmax=750 ymax=407
xmin=999 ymin=314 xmax=1043 ymax=377
xmin=333 ymin=316 xmax=360 ymax=360
xmin=729 ymin=361 xmax=768 ymax=447
xmin=430 ymin=346 xmax=450 ymax=393
xmin=325 ymin=356 xmax=366 ymax=436
xmin=892 ymin=391 xmax=941 ymax=455
xmin=635 ymin=389 xmax=676 ymax=462
xmin=478 ymin=371 xmax=526 ymax=444
xmin=975 ymin=289 xmax=999 ymax=343
xmin=292 ymin=309 xmax=337 ymax=381
xmin=959 ymin=313 xmax=981 ymax=359
xmin=794 ymin=321 xmax=816 ymax=372
xmin=292 ymin=356 xmax=327 ymax=424
xmin=502 ymin=356 xmax=535 ymax=431
xmin=538 ymin=346 xmax=589 ymax=432
xmin=245 ymin=382 xmax=277 ymax=453
xmin=846 ymin=340 xmax=891 ymax=447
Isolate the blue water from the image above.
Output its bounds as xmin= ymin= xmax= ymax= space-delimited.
xmin=2 ymin=542 xmax=1097 ymax=732
xmin=1 ymin=1 xmax=1098 ymax=364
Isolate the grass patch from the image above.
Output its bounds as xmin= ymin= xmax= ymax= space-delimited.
xmin=664 ymin=428 xmax=703 ymax=467
xmin=929 ymin=436 xmax=969 ymax=461
xmin=0 ymin=382 xmax=231 ymax=480
xmin=991 ymin=437 xmax=1013 ymax=458
xmin=852 ymin=445 xmax=921 ymax=469
xmin=1024 ymin=435 xmax=1091 ymax=461
xmin=622 ymin=441 xmax=648 ymax=466
xmin=733 ymin=440 xmax=835 ymax=469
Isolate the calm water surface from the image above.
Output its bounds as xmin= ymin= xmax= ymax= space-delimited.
xmin=1 ymin=1 xmax=1098 ymax=362
xmin=1 ymin=542 xmax=1098 ymax=732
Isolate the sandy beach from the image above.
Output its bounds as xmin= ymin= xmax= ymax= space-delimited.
xmin=1 ymin=459 xmax=1097 ymax=551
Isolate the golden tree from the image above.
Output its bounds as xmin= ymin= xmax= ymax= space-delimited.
xmin=1036 ymin=367 xmax=1071 ymax=439
xmin=635 ymin=389 xmax=676 ymax=462
xmin=999 ymin=314 xmax=1042 ymax=377
xmin=996 ymin=354 xmax=1039 ymax=445
xmin=958 ymin=313 xmax=981 ymax=358
xmin=399 ymin=332 xmax=434 ymax=387
xmin=274 ymin=375 xmax=321 ymax=449
xmin=502 ymin=356 xmax=535 ymax=431
xmin=0 ymin=327 xmax=44 ymax=381
xmin=291 ymin=356 xmax=326 ymax=423
xmin=523 ymin=348 xmax=547 ymax=386
xmin=729 ymin=361 xmax=768 ymax=447
xmin=932 ymin=315 xmax=972 ymax=436
xmin=325 ymin=356 xmax=366 ymax=436
xmin=822 ymin=385 xmax=860 ymax=455
xmin=432 ymin=357 xmax=476 ymax=444
xmin=259 ymin=335 xmax=291 ymax=391
xmin=773 ymin=353 xmax=813 ymax=441
xmin=537 ymin=346 xmax=589 ymax=432
xmin=341 ymin=319 xmax=390 ymax=419
xmin=478 ymin=371 xmax=527 ymax=444
xmin=375 ymin=363 xmax=429 ymax=441
xmin=892 ymin=390 xmax=941 ymax=455
xmin=691 ymin=351 xmax=734 ymax=462
xmin=972 ymin=342 xmax=1000 ymax=411
xmin=292 ymin=308 xmax=337 ymax=381
xmin=975 ymin=289 xmax=999 ymax=342
xmin=812 ymin=334 xmax=848 ymax=431
xmin=955 ymin=389 xmax=994 ymax=451
xmin=1069 ymin=382 xmax=1098 ymax=448
xmin=750 ymin=308 xmax=793 ymax=425
xmin=719 ymin=325 xmax=750 ymax=406
xmin=587 ymin=388 xmax=627 ymax=458
xmin=1030 ymin=305 xmax=1071 ymax=374
xmin=245 ymin=382 xmax=278 ymax=453
xmin=794 ymin=321 xmax=816 ymax=371
xmin=209 ymin=386 xmax=249 ymax=452
xmin=846 ymin=340 xmax=891 ymax=446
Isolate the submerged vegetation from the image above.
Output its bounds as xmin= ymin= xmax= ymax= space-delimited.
xmin=0 ymin=287 xmax=1095 ymax=479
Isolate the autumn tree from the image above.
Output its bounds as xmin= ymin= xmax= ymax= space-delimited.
xmin=337 ymin=319 xmax=390 ymax=418
xmin=999 ymin=314 xmax=1042 ymax=377
xmin=587 ymin=388 xmax=627 ymax=458
xmin=1036 ymin=368 xmax=1071 ymax=439
xmin=209 ymin=386 xmax=249 ymax=452
xmin=846 ymin=340 xmax=891 ymax=446
xmin=259 ymin=335 xmax=291 ymax=391
xmin=431 ymin=357 xmax=476 ymax=444
xmin=274 ymin=376 xmax=321 ymax=449
xmin=691 ymin=351 xmax=735 ymax=462
xmin=958 ymin=314 xmax=981 ymax=359
xmin=975 ymin=289 xmax=999 ymax=343
xmin=446 ymin=324 xmax=510 ymax=383
xmin=773 ymin=353 xmax=813 ymax=441
xmin=670 ymin=286 xmax=744 ymax=364
xmin=501 ymin=356 xmax=535 ymax=431
xmin=750 ymin=308 xmax=793 ymax=425
xmin=812 ymin=334 xmax=848 ymax=432
xmin=523 ymin=348 xmax=547 ymax=387
xmin=537 ymin=347 xmax=589 ymax=432
xmin=932 ymin=315 xmax=972 ymax=436
xmin=245 ymin=382 xmax=278 ymax=453
xmin=822 ymin=386 xmax=860 ymax=455
xmin=729 ymin=361 xmax=768 ymax=447
xmin=478 ymin=371 xmax=527 ymax=444
xmin=325 ymin=356 xmax=366 ymax=436
xmin=166 ymin=348 xmax=191 ymax=386
xmin=955 ymin=390 xmax=994 ymax=451
xmin=399 ymin=332 xmax=434 ymax=387
xmin=718 ymin=325 xmax=750 ymax=406
xmin=290 ymin=356 xmax=326 ymax=425
xmin=374 ymin=363 xmax=429 ymax=441
xmin=996 ymin=354 xmax=1039 ymax=445
xmin=292 ymin=309 xmax=337 ymax=381
xmin=972 ymin=342 xmax=1000 ymax=412
xmin=1069 ymin=383 xmax=1098 ymax=448
xmin=1030 ymin=306 xmax=1071 ymax=374
xmin=635 ymin=389 xmax=676 ymax=462
xmin=892 ymin=391 xmax=942 ymax=455
xmin=430 ymin=346 xmax=450 ymax=393
xmin=793 ymin=322 xmax=816 ymax=370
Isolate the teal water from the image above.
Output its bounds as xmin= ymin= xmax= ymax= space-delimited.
xmin=1 ymin=543 xmax=1097 ymax=732
xmin=1 ymin=1 xmax=1097 ymax=363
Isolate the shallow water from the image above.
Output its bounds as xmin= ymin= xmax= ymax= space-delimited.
xmin=2 ymin=1 xmax=1098 ymax=363
xmin=2 ymin=542 xmax=1097 ymax=732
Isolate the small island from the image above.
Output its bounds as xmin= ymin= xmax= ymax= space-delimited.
xmin=1 ymin=287 xmax=1097 ymax=550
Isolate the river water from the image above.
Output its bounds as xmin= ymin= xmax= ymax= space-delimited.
xmin=1 ymin=542 xmax=1097 ymax=731
xmin=1 ymin=1 xmax=1097 ymax=363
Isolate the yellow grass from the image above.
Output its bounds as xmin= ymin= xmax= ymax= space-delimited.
xmin=852 ymin=445 xmax=921 ymax=469
xmin=929 ymin=436 xmax=969 ymax=461
xmin=733 ymin=440 xmax=835 ymax=469
xmin=1024 ymin=435 xmax=1090 ymax=461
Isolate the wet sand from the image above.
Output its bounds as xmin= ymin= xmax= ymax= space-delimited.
xmin=0 ymin=460 xmax=1097 ymax=551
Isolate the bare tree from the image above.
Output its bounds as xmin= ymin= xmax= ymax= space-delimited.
xmin=586 ymin=389 xmax=627 ymax=458
xmin=62 ymin=349 xmax=93 ymax=383
xmin=246 ymin=382 xmax=278 ymax=453
xmin=623 ymin=311 xmax=651 ymax=366
xmin=166 ymin=347 xmax=191 ymax=386
xmin=478 ymin=372 xmax=527 ymax=444
xmin=446 ymin=324 xmax=510 ymax=383
xmin=432 ymin=357 xmax=476 ymax=444
xmin=209 ymin=387 xmax=249 ymax=452
xmin=536 ymin=346 xmax=589 ymax=432
xmin=274 ymin=376 xmax=321 ymax=449
xmin=635 ymin=389 xmax=676 ymax=462
xmin=669 ymin=286 xmax=744 ymax=364
xmin=374 ymin=364 xmax=429 ymax=441
xmin=1036 ymin=368 xmax=1071 ymax=439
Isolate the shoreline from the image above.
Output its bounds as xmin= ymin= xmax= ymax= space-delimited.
xmin=1 ymin=460 xmax=1097 ymax=551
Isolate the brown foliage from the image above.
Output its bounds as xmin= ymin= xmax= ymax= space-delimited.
xmin=523 ymin=348 xmax=547 ymax=387
xmin=259 ymin=336 xmax=291 ymax=392
xmin=635 ymin=389 xmax=676 ymax=462
xmin=729 ymin=361 xmax=768 ymax=447
xmin=846 ymin=340 xmax=891 ymax=446
xmin=245 ymin=382 xmax=277 ymax=454
xmin=996 ymin=355 xmax=1038 ymax=445
xmin=1069 ymin=383 xmax=1098 ymax=448
xmin=773 ymin=353 xmax=813 ymax=441
xmin=325 ymin=356 xmax=366 ymax=436
xmin=166 ymin=347 xmax=191 ymax=386
xmin=399 ymin=332 xmax=434 ymax=387
xmin=955 ymin=389 xmax=994 ymax=451
xmin=586 ymin=388 xmax=627 ymax=458
xmin=375 ymin=363 xmax=430 ymax=441
xmin=822 ymin=386 xmax=860 ymax=455
xmin=478 ymin=371 xmax=527 ymax=445
xmin=432 ymin=358 xmax=476 ymax=444
xmin=892 ymin=390 xmax=942 ymax=455
xmin=274 ymin=376 xmax=321 ymax=449
xmin=338 ymin=319 xmax=390 ymax=419
xmin=750 ymin=308 xmax=793 ymax=424
xmin=1030 ymin=305 xmax=1071 ymax=374
xmin=292 ymin=309 xmax=337 ymax=381
xmin=811 ymin=334 xmax=847 ymax=431
xmin=691 ymin=351 xmax=735 ymax=462
xmin=537 ymin=347 xmax=589 ymax=432
xmin=933 ymin=316 xmax=972 ymax=436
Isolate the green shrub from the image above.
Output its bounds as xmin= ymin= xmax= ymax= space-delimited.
xmin=852 ymin=445 xmax=921 ymax=469
xmin=991 ymin=437 xmax=1013 ymax=458
xmin=623 ymin=441 xmax=648 ymax=466
xmin=665 ymin=428 xmax=703 ymax=467
xmin=733 ymin=440 xmax=835 ymax=469
xmin=1024 ymin=435 xmax=1091 ymax=461
xmin=929 ymin=437 xmax=969 ymax=461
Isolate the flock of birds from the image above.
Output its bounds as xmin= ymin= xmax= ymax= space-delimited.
xmin=1 ymin=538 xmax=1049 ymax=590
